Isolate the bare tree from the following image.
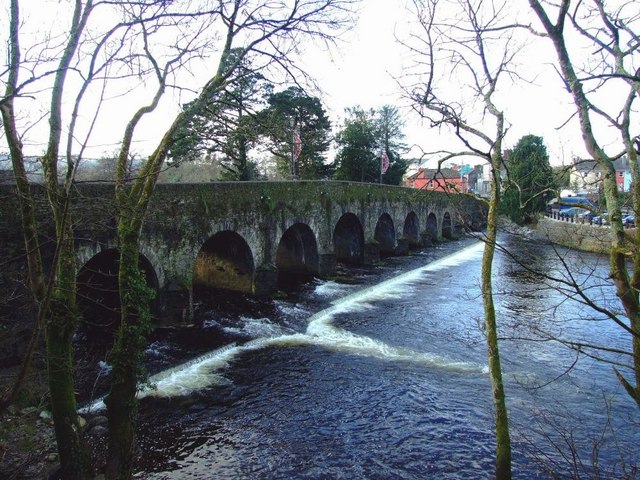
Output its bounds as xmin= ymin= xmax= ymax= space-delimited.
xmin=98 ymin=1 xmax=357 ymax=478
xmin=2 ymin=1 xmax=357 ymax=478
xmin=1 ymin=1 xmax=99 ymax=477
xmin=528 ymin=0 xmax=640 ymax=407
xmin=400 ymin=0 xmax=531 ymax=477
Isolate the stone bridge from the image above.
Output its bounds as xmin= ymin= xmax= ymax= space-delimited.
xmin=0 ymin=181 xmax=486 ymax=323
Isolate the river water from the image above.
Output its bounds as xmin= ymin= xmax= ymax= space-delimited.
xmin=85 ymin=234 xmax=639 ymax=479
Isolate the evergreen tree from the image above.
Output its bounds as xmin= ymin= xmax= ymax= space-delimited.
xmin=501 ymin=135 xmax=556 ymax=224
xmin=333 ymin=107 xmax=379 ymax=182
xmin=257 ymin=87 xmax=332 ymax=179
xmin=333 ymin=105 xmax=408 ymax=184
xmin=168 ymin=49 xmax=269 ymax=180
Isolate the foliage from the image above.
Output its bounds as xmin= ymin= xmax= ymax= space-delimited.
xmin=501 ymin=135 xmax=556 ymax=224
xmin=257 ymin=86 xmax=332 ymax=179
xmin=376 ymin=105 xmax=407 ymax=155
xmin=333 ymin=106 xmax=408 ymax=184
xmin=76 ymin=153 xmax=140 ymax=182
xmin=384 ymin=152 xmax=409 ymax=186
xmin=333 ymin=107 xmax=379 ymax=182
xmin=552 ymin=166 xmax=571 ymax=190
xmin=158 ymin=155 xmax=222 ymax=183
xmin=168 ymin=50 xmax=270 ymax=181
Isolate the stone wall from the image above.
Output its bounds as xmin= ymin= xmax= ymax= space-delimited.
xmin=533 ymin=217 xmax=613 ymax=254
xmin=0 ymin=181 xmax=487 ymax=325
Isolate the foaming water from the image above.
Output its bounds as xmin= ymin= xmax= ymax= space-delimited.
xmin=274 ymin=301 xmax=310 ymax=318
xmin=220 ymin=316 xmax=291 ymax=337
xmin=81 ymin=241 xmax=487 ymax=412
xmin=312 ymin=279 xmax=356 ymax=298
xmin=304 ymin=241 xmax=486 ymax=373
xmin=157 ymin=242 xmax=486 ymax=392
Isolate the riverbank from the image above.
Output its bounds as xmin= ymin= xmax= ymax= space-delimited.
xmin=0 ymin=365 xmax=59 ymax=479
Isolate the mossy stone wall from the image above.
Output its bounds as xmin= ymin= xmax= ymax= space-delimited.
xmin=0 ymin=181 xmax=486 ymax=321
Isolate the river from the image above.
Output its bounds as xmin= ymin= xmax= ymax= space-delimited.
xmin=83 ymin=234 xmax=639 ymax=479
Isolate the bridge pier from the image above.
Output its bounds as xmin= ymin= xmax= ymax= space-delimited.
xmin=421 ymin=231 xmax=435 ymax=247
xmin=394 ymin=238 xmax=410 ymax=255
xmin=318 ymin=253 xmax=337 ymax=278
xmin=158 ymin=288 xmax=192 ymax=325
xmin=254 ymin=264 xmax=278 ymax=296
xmin=364 ymin=242 xmax=381 ymax=264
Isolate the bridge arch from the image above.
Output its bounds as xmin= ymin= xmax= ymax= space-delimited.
xmin=76 ymin=248 xmax=159 ymax=330
xmin=276 ymin=222 xmax=319 ymax=284
xmin=374 ymin=213 xmax=396 ymax=255
xmin=193 ymin=230 xmax=255 ymax=294
xmin=442 ymin=212 xmax=453 ymax=239
xmin=403 ymin=211 xmax=420 ymax=247
xmin=334 ymin=212 xmax=364 ymax=265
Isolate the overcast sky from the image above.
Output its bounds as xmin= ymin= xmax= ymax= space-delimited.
xmin=3 ymin=0 xmax=626 ymax=169
xmin=307 ymin=0 xmax=590 ymax=168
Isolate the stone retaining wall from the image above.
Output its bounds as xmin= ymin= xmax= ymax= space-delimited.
xmin=534 ymin=217 xmax=613 ymax=254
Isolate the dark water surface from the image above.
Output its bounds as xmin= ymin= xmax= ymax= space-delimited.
xmin=85 ymin=235 xmax=640 ymax=479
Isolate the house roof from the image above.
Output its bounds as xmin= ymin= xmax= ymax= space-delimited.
xmin=572 ymin=156 xmax=635 ymax=172
xmin=407 ymin=167 xmax=461 ymax=180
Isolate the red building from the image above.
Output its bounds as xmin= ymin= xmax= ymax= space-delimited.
xmin=405 ymin=167 xmax=468 ymax=193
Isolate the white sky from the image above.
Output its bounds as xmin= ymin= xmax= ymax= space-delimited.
xmin=304 ymin=0 xmax=584 ymax=168
xmin=303 ymin=0 xmax=626 ymax=169
xmin=2 ymin=0 xmax=632 ymax=170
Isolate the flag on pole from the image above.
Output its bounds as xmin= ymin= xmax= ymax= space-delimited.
xmin=381 ymin=150 xmax=390 ymax=174
xmin=293 ymin=129 xmax=302 ymax=162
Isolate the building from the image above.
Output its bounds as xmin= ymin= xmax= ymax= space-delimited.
xmin=569 ymin=156 xmax=635 ymax=194
xmin=405 ymin=167 xmax=468 ymax=193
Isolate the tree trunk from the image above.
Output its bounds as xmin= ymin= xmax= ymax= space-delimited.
xmin=46 ymin=299 xmax=94 ymax=479
xmin=482 ymin=158 xmax=512 ymax=480
xmin=105 ymin=228 xmax=154 ymax=480
xmin=47 ymin=214 xmax=95 ymax=479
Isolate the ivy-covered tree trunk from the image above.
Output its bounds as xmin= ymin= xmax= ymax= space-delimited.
xmin=105 ymin=215 xmax=154 ymax=479
xmin=46 ymin=206 xmax=94 ymax=479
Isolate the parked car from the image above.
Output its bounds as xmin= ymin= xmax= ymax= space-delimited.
xmin=562 ymin=207 xmax=589 ymax=217
xmin=593 ymin=212 xmax=609 ymax=225
xmin=578 ymin=211 xmax=596 ymax=222
xmin=623 ymin=214 xmax=635 ymax=227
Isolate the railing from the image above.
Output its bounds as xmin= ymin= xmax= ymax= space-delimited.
xmin=545 ymin=210 xmax=600 ymax=226
xmin=545 ymin=210 xmax=635 ymax=228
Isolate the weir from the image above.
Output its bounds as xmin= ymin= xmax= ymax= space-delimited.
xmin=81 ymin=240 xmax=489 ymax=413
xmin=118 ymin=231 xmax=637 ymax=479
